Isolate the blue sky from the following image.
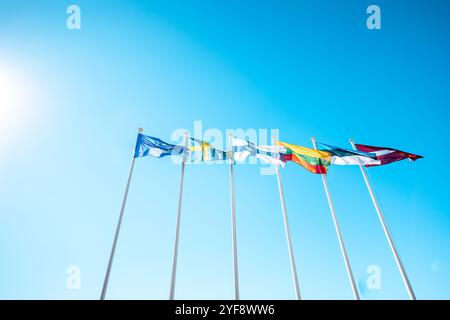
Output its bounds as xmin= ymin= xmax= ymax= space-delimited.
xmin=0 ymin=0 xmax=449 ymax=299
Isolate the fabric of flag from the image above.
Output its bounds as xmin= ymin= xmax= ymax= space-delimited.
xmin=277 ymin=141 xmax=332 ymax=174
xmin=355 ymin=143 xmax=423 ymax=166
xmin=188 ymin=138 xmax=231 ymax=162
xmin=134 ymin=133 xmax=185 ymax=158
xmin=318 ymin=142 xmax=381 ymax=166
xmin=232 ymin=138 xmax=285 ymax=166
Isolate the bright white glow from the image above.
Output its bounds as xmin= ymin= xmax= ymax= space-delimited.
xmin=0 ymin=73 xmax=22 ymax=110
xmin=0 ymin=64 xmax=39 ymax=146
xmin=0 ymin=72 xmax=24 ymax=118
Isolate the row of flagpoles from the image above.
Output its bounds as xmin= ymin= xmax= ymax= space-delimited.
xmin=100 ymin=128 xmax=422 ymax=300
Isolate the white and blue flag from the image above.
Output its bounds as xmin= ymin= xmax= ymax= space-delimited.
xmin=134 ymin=134 xmax=185 ymax=158
xmin=232 ymin=138 xmax=285 ymax=166
xmin=318 ymin=142 xmax=380 ymax=165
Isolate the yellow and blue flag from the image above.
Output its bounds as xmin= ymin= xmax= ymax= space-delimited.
xmin=188 ymin=138 xmax=231 ymax=162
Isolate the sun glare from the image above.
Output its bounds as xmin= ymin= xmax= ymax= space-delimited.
xmin=0 ymin=65 xmax=38 ymax=143
xmin=0 ymin=72 xmax=22 ymax=107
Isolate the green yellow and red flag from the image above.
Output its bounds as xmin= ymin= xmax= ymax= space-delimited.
xmin=277 ymin=141 xmax=332 ymax=174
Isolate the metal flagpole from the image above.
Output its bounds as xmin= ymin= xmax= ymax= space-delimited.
xmin=169 ymin=131 xmax=190 ymax=300
xmin=229 ymin=134 xmax=240 ymax=300
xmin=100 ymin=127 xmax=142 ymax=300
xmin=311 ymin=137 xmax=360 ymax=300
xmin=272 ymin=136 xmax=301 ymax=300
xmin=349 ymin=139 xmax=416 ymax=300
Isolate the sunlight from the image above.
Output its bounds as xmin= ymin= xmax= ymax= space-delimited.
xmin=0 ymin=68 xmax=26 ymax=123
xmin=0 ymin=64 xmax=38 ymax=145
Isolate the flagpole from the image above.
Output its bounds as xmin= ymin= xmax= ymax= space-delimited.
xmin=169 ymin=131 xmax=189 ymax=300
xmin=100 ymin=127 xmax=142 ymax=300
xmin=311 ymin=137 xmax=360 ymax=300
xmin=229 ymin=134 xmax=240 ymax=300
xmin=272 ymin=136 xmax=301 ymax=300
xmin=349 ymin=139 xmax=416 ymax=300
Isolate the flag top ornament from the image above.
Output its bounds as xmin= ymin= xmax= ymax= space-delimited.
xmin=355 ymin=143 xmax=423 ymax=167
xmin=318 ymin=142 xmax=381 ymax=166
xmin=134 ymin=133 xmax=185 ymax=158
xmin=188 ymin=138 xmax=231 ymax=162
xmin=232 ymin=138 xmax=286 ymax=166
xmin=277 ymin=141 xmax=332 ymax=174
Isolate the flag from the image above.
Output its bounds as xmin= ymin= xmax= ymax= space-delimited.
xmin=134 ymin=133 xmax=185 ymax=158
xmin=318 ymin=142 xmax=381 ymax=166
xmin=355 ymin=143 xmax=423 ymax=166
xmin=188 ymin=138 xmax=231 ymax=162
xmin=277 ymin=141 xmax=332 ymax=174
xmin=232 ymin=138 xmax=285 ymax=166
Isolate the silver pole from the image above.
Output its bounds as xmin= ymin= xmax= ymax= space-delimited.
xmin=169 ymin=131 xmax=189 ymax=300
xmin=100 ymin=127 xmax=142 ymax=300
xmin=229 ymin=134 xmax=240 ymax=300
xmin=349 ymin=139 xmax=416 ymax=300
xmin=311 ymin=137 xmax=360 ymax=300
xmin=272 ymin=136 xmax=301 ymax=300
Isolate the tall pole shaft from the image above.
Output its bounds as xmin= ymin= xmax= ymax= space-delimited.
xmin=229 ymin=134 xmax=240 ymax=300
xmin=169 ymin=132 xmax=189 ymax=300
xmin=349 ymin=139 xmax=416 ymax=300
xmin=272 ymin=136 xmax=301 ymax=300
xmin=100 ymin=128 xmax=142 ymax=300
xmin=311 ymin=138 xmax=360 ymax=300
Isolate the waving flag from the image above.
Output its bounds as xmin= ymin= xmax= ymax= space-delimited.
xmin=355 ymin=144 xmax=423 ymax=166
xmin=277 ymin=141 xmax=332 ymax=174
xmin=232 ymin=138 xmax=285 ymax=165
xmin=318 ymin=142 xmax=380 ymax=166
xmin=134 ymin=134 xmax=185 ymax=158
xmin=188 ymin=138 xmax=231 ymax=162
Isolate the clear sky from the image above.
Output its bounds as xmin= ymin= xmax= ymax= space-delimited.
xmin=0 ymin=0 xmax=449 ymax=299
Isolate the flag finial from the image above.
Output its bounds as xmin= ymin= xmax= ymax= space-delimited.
xmin=349 ymin=138 xmax=354 ymax=144
xmin=311 ymin=137 xmax=316 ymax=143
xmin=138 ymin=127 xmax=144 ymax=133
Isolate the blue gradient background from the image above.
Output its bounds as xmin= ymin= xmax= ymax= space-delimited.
xmin=0 ymin=0 xmax=449 ymax=299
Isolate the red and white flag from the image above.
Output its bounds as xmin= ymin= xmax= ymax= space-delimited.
xmin=355 ymin=144 xmax=423 ymax=167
